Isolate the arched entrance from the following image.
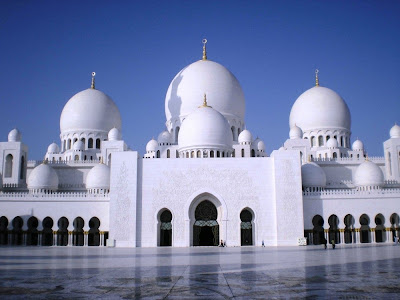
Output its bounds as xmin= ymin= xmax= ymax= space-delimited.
xmin=328 ymin=214 xmax=340 ymax=244
xmin=159 ymin=209 xmax=172 ymax=246
xmin=193 ymin=200 xmax=219 ymax=246
xmin=359 ymin=214 xmax=371 ymax=243
xmin=312 ymin=215 xmax=325 ymax=245
xmin=240 ymin=209 xmax=253 ymax=246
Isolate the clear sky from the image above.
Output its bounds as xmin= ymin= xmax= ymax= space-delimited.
xmin=0 ymin=0 xmax=399 ymax=159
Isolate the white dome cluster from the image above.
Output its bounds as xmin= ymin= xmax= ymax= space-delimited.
xmin=165 ymin=60 xmax=245 ymax=135
xmin=28 ymin=163 xmax=59 ymax=193
xmin=353 ymin=160 xmax=384 ymax=189
xmin=86 ymin=163 xmax=110 ymax=193
xmin=158 ymin=131 xmax=172 ymax=145
xmin=301 ymin=162 xmax=327 ymax=188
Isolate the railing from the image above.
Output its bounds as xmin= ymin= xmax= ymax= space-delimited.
xmin=303 ymin=187 xmax=400 ymax=197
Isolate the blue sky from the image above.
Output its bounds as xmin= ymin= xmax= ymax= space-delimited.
xmin=0 ymin=0 xmax=399 ymax=159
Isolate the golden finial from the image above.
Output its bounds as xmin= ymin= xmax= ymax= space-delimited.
xmin=315 ymin=69 xmax=319 ymax=86
xmin=91 ymin=72 xmax=96 ymax=89
xmin=199 ymin=93 xmax=211 ymax=108
xmin=202 ymin=39 xmax=207 ymax=61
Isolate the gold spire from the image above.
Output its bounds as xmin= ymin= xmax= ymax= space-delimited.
xmin=199 ymin=93 xmax=211 ymax=108
xmin=202 ymin=39 xmax=207 ymax=61
xmin=315 ymin=69 xmax=319 ymax=86
xmin=91 ymin=72 xmax=96 ymax=89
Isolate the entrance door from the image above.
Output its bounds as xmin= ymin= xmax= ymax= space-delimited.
xmin=240 ymin=209 xmax=253 ymax=246
xmin=193 ymin=200 xmax=219 ymax=246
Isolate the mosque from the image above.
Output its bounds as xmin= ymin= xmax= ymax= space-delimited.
xmin=0 ymin=40 xmax=399 ymax=248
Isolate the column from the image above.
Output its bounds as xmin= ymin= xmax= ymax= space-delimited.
xmin=68 ymin=231 xmax=73 ymax=246
xmin=84 ymin=231 xmax=88 ymax=246
xmin=371 ymin=228 xmax=375 ymax=243
xmin=355 ymin=229 xmax=360 ymax=244
xmin=339 ymin=229 xmax=344 ymax=244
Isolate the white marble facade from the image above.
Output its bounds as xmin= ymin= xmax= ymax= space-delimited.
xmin=0 ymin=42 xmax=399 ymax=248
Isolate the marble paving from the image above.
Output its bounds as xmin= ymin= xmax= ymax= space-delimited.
xmin=0 ymin=244 xmax=400 ymax=299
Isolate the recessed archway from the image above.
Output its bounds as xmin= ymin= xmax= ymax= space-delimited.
xmin=158 ymin=209 xmax=172 ymax=247
xmin=240 ymin=208 xmax=254 ymax=246
xmin=193 ymin=200 xmax=219 ymax=246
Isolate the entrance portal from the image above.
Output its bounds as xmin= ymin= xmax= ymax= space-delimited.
xmin=193 ymin=200 xmax=219 ymax=246
xmin=240 ymin=209 xmax=253 ymax=246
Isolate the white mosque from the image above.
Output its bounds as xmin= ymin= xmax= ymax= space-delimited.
xmin=0 ymin=40 xmax=399 ymax=248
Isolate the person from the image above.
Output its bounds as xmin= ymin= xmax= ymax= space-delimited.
xmin=262 ymin=240 xmax=265 ymax=247
xmin=331 ymin=239 xmax=335 ymax=249
xmin=323 ymin=238 xmax=327 ymax=249
xmin=219 ymin=240 xmax=225 ymax=247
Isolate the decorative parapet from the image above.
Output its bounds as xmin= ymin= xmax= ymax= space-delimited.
xmin=27 ymin=160 xmax=100 ymax=166
xmin=0 ymin=191 xmax=109 ymax=201
xmin=303 ymin=187 xmax=400 ymax=198
xmin=311 ymin=156 xmax=385 ymax=164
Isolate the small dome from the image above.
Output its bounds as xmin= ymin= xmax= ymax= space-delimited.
xmin=8 ymin=128 xmax=21 ymax=142
xmin=165 ymin=59 xmax=245 ymax=126
xmin=352 ymin=139 xmax=364 ymax=151
xmin=301 ymin=162 xmax=327 ymax=188
xmin=290 ymin=86 xmax=351 ymax=133
xmin=28 ymin=163 xmax=59 ymax=191
xmin=146 ymin=138 xmax=158 ymax=153
xmin=47 ymin=143 xmax=60 ymax=154
xmin=86 ymin=163 xmax=110 ymax=190
xmin=158 ymin=131 xmax=172 ymax=144
xmin=390 ymin=124 xmax=400 ymax=139
xmin=253 ymin=138 xmax=265 ymax=152
xmin=326 ymin=138 xmax=338 ymax=149
xmin=353 ymin=160 xmax=384 ymax=187
xmin=73 ymin=140 xmax=85 ymax=151
xmin=178 ymin=105 xmax=233 ymax=151
xmin=108 ymin=128 xmax=121 ymax=141
xmin=238 ymin=129 xmax=252 ymax=144
xmin=60 ymin=88 xmax=121 ymax=134
xmin=289 ymin=124 xmax=303 ymax=139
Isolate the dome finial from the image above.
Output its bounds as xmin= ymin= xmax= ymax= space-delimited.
xmin=202 ymin=39 xmax=207 ymax=61
xmin=315 ymin=69 xmax=319 ymax=86
xmin=200 ymin=93 xmax=209 ymax=107
xmin=91 ymin=72 xmax=96 ymax=89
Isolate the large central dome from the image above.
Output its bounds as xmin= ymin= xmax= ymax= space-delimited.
xmin=60 ymin=88 xmax=121 ymax=134
xmin=165 ymin=59 xmax=245 ymax=130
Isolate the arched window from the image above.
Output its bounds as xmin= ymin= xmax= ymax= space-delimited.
xmin=333 ymin=152 xmax=337 ymax=158
xmin=81 ymin=138 xmax=86 ymax=147
xmin=186 ymin=152 xmax=189 ymax=158
xmin=210 ymin=151 xmax=214 ymax=158
xmin=217 ymin=151 xmax=220 ymax=158
xmin=88 ymin=138 xmax=93 ymax=149
xmin=96 ymin=139 xmax=101 ymax=149
xmin=191 ymin=151 xmax=195 ymax=158
xmin=241 ymin=149 xmax=244 ymax=157
xmin=167 ymin=149 xmax=170 ymax=158
xmin=326 ymin=135 xmax=330 ymax=142
xmin=175 ymin=127 xmax=180 ymax=143
xmin=20 ymin=156 xmax=25 ymax=179
xmin=176 ymin=150 xmax=179 ymax=158
xmin=157 ymin=150 xmax=160 ymax=158
xmin=232 ymin=150 xmax=235 ymax=157
xmin=251 ymin=149 xmax=255 ymax=157
xmin=340 ymin=136 xmax=344 ymax=147
xmin=197 ymin=150 xmax=201 ymax=158
xmin=63 ymin=140 xmax=66 ymax=151
xmin=73 ymin=138 xmax=78 ymax=144
xmin=68 ymin=139 xmax=72 ymax=149
xmin=159 ymin=210 xmax=172 ymax=246
xmin=74 ymin=155 xmax=79 ymax=161
xmin=231 ymin=126 xmax=235 ymax=140
xmin=318 ymin=136 xmax=323 ymax=146
xmin=311 ymin=136 xmax=315 ymax=147
xmin=5 ymin=154 xmax=13 ymax=178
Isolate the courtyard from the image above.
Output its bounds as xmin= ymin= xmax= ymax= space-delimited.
xmin=0 ymin=244 xmax=399 ymax=299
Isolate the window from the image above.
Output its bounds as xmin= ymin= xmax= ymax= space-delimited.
xmin=88 ymin=138 xmax=93 ymax=148
xmin=318 ymin=136 xmax=323 ymax=146
xmin=5 ymin=154 xmax=13 ymax=178
xmin=96 ymin=139 xmax=101 ymax=149
xmin=241 ymin=149 xmax=244 ymax=157
xmin=167 ymin=149 xmax=170 ymax=158
xmin=157 ymin=150 xmax=160 ymax=158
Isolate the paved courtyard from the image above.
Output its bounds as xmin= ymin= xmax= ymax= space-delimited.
xmin=0 ymin=244 xmax=399 ymax=299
